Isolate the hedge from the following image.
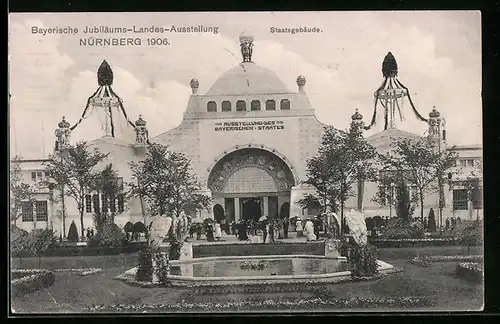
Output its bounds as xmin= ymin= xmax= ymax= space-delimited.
xmin=455 ymin=262 xmax=483 ymax=283
xmin=11 ymin=269 xmax=55 ymax=297
xmin=11 ymin=242 xmax=149 ymax=258
xmin=368 ymin=237 xmax=462 ymax=248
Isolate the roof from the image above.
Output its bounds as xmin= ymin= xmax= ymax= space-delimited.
xmin=205 ymin=62 xmax=292 ymax=96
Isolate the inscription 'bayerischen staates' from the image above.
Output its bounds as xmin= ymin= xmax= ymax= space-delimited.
xmin=214 ymin=120 xmax=285 ymax=132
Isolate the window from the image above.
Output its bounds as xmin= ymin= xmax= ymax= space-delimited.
xmin=117 ymin=194 xmax=125 ymax=213
xmin=280 ymin=99 xmax=291 ymax=110
xmin=467 ymin=159 xmax=475 ymax=167
xmin=31 ymin=171 xmax=44 ymax=182
xmin=110 ymin=194 xmax=116 ymax=213
xmin=251 ymin=100 xmax=261 ymax=111
xmin=35 ymin=201 xmax=48 ymax=221
xmin=102 ymin=194 xmax=109 ymax=213
xmin=459 ymin=160 xmax=467 ymax=167
xmin=265 ymin=100 xmax=276 ymax=110
xmin=236 ymin=100 xmax=246 ymax=111
xmin=221 ymin=101 xmax=231 ymax=112
xmin=31 ymin=172 xmax=37 ymax=181
xmin=93 ymin=194 xmax=100 ymax=214
xmin=207 ymin=101 xmax=217 ymax=112
xmin=453 ymin=189 xmax=468 ymax=210
xmin=85 ymin=195 xmax=92 ymax=213
xmin=472 ymin=187 xmax=482 ymax=209
xmin=21 ymin=201 xmax=34 ymax=222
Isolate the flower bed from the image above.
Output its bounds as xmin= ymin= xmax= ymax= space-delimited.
xmin=85 ymin=295 xmax=433 ymax=312
xmin=369 ymin=237 xmax=458 ymax=248
xmin=411 ymin=255 xmax=483 ymax=267
xmin=51 ymin=268 xmax=103 ymax=276
xmin=455 ymin=262 xmax=483 ymax=283
xmin=11 ymin=269 xmax=55 ymax=297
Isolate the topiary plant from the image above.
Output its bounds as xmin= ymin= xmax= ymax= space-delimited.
xmin=67 ymin=221 xmax=79 ymax=242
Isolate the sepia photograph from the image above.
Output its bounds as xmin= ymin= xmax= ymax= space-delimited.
xmin=8 ymin=11 xmax=483 ymax=313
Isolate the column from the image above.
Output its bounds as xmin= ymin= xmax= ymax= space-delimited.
xmin=234 ymin=197 xmax=240 ymax=221
xmin=263 ymin=197 xmax=269 ymax=216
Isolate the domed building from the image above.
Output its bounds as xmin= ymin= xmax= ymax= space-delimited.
xmin=13 ymin=35 xmax=482 ymax=236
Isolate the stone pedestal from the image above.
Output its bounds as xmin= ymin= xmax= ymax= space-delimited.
xmin=179 ymin=242 xmax=193 ymax=262
xmin=325 ymin=239 xmax=341 ymax=259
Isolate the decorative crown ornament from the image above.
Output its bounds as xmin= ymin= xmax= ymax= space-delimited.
xmin=296 ymin=75 xmax=306 ymax=86
xmin=239 ymin=31 xmax=254 ymax=63
xmin=58 ymin=116 xmax=70 ymax=128
xmin=189 ymin=78 xmax=199 ymax=89
xmin=429 ymin=106 xmax=441 ymax=118
xmin=351 ymin=108 xmax=363 ymax=121
xmin=135 ymin=114 xmax=147 ymax=127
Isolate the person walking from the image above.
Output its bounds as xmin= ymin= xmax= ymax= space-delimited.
xmin=296 ymin=218 xmax=303 ymax=237
xmin=214 ymin=222 xmax=222 ymax=241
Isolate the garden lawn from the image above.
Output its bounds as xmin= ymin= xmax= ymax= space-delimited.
xmin=11 ymin=246 xmax=483 ymax=313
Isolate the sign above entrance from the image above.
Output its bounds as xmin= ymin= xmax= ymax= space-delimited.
xmin=214 ymin=120 xmax=285 ymax=132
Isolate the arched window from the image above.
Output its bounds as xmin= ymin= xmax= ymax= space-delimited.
xmin=266 ymin=100 xmax=276 ymax=110
xmin=251 ymin=100 xmax=261 ymax=111
xmin=280 ymin=99 xmax=291 ymax=110
xmin=222 ymin=101 xmax=231 ymax=112
xmin=207 ymin=101 xmax=217 ymax=112
xmin=236 ymin=100 xmax=246 ymax=111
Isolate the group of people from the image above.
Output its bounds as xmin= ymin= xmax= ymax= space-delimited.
xmin=295 ymin=216 xmax=321 ymax=241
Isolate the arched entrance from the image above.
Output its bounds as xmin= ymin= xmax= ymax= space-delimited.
xmin=213 ymin=204 xmax=225 ymax=223
xmin=279 ymin=202 xmax=290 ymax=219
xmin=207 ymin=148 xmax=296 ymax=223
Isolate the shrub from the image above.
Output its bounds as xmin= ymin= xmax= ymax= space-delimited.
xmin=346 ymin=244 xmax=379 ymax=278
xmin=90 ymin=223 xmax=126 ymax=247
xmin=453 ymin=220 xmax=482 ymax=253
xmin=67 ymin=221 xmax=79 ymax=242
xmin=135 ymin=246 xmax=170 ymax=284
xmin=168 ymin=238 xmax=182 ymax=260
xmin=26 ymin=229 xmax=57 ymax=265
xmin=380 ymin=218 xmax=423 ymax=239
xmin=136 ymin=246 xmax=154 ymax=282
xmin=10 ymin=225 xmax=29 ymax=257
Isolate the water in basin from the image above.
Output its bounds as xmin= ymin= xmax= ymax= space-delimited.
xmin=169 ymin=257 xmax=349 ymax=277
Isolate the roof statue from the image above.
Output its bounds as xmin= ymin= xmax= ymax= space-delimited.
xmin=239 ymin=31 xmax=254 ymax=63
xmin=364 ymin=52 xmax=428 ymax=131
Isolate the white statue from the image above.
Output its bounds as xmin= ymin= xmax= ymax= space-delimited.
xmin=147 ymin=215 xmax=173 ymax=248
xmin=344 ymin=209 xmax=368 ymax=246
xmin=304 ymin=219 xmax=317 ymax=241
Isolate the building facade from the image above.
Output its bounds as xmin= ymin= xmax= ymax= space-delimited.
xmin=12 ymin=35 xmax=482 ymax=236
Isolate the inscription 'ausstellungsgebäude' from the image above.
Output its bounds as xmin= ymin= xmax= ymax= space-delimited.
xmin=214 ymin=120 xmax=285 ymax=132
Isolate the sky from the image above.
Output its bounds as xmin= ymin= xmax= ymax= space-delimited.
xmin=9 ymin=11 xmax=482 ymax=159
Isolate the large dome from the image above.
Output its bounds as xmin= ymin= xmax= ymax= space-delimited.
xmin=206 ymin=62 xmax=291 ymax=96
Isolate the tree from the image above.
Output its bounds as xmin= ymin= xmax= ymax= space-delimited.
xmin=453 ymin=220 xmax=482 ymax=253
xmin=296 ymin=194 xmax=322 ymax=215
xmin=304 ymin=155 xmax=340 ymax=214
xmin=388 ymin=137 xmax=457 ymax=224
xmin=428 ymin=208 xmax=437 ymax=232
xmin=43 ymin=141 xmax=109 ymax=239
xmin=395 ymin=180 xmax=415 ymax=223
xmin=10 ymin=156 xmax=37 ymax=225
xmin=91 ymin=163 xmax=124 ymax=234
xmin=306 ymin=124 xmax=377 ymax=234
xmin=129 ymin=143 xmax=211 ymax=218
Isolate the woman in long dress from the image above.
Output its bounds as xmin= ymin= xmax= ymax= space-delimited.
xmin=304 ymin=219 xmax=317 ymax=241
xmin=214 ymin=222 xmax=222 ymax=241
xmin=296 ymin=218 xmax=303 ymax=237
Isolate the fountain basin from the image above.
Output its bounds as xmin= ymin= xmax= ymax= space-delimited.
xmin=117 ymin=255 xmax=395 ymax=287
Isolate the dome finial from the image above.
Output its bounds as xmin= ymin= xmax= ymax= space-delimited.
xmin=239 ymin=31 xmax=254 ymax=63
xmin=58 ymin=116 xmax=70 ymax=128
xmin=135 ymin=114 xmax=147 ymax=127
xmin=189 ymin=78 xmax=199 ymax=94
xmin=97 ymin=60 xmax=114 ymax=86
xmin=382 ymin=52 xmax=398 ymax=78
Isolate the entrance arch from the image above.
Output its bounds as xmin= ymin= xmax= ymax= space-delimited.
xmin=213 ymin=204 xmax=225 ymax=223
xmin=207 ymin=147 xmax=296 ymax=222
xmin=279 ymin=202 xmax=290 ymax=219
